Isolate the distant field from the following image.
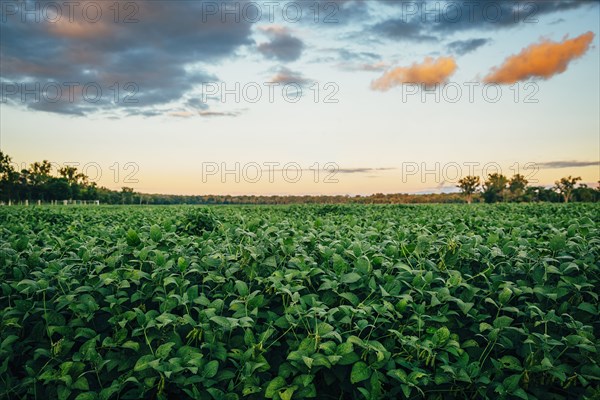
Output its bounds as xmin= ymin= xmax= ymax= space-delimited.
xmin=1 ymin=204 xmax=599 ymax=399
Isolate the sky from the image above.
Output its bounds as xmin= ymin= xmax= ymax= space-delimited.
xmin=1 ymin=0 xmax=599 ymax=195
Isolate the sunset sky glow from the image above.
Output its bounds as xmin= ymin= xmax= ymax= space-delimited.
xmin=1 ymin=0 xmax=599 ymax=195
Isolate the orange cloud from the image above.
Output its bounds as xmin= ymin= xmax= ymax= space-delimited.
xmin=169 ymin=111 xmax=195 ymax=118
xmin=484 ymin=32 xmax=595 ymax=84
xmin=371 ymin=57 xmax=457 ymax=91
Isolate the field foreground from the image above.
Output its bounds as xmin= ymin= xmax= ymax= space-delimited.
xmin=0 ymin=204 xmax=599 ymax=399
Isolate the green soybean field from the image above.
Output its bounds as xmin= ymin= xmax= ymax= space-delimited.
xmin=0 ymin=204 xmax=599 ymax=400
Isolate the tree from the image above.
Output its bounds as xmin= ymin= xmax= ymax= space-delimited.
xmin=572 ymin=184 xmax=598 ymax=202
xmin=0 ymin=151 xmax=13 ymax=179
xmin=46 ymin=178 xmax=72 ymax=201
xmin=59 ymin=165 xmax=87 ymax=200
xmin=457 ymin=175 xmax=480 ymax=204
xmin=482 ymin=173 xmax=508 ymax=203
xmin=121 ymin=187 xmax=135 ymax=204
xmin=508 ymin=174 xmax=528 ymax=202
xmin=554 ymin=176 xmax=581 ymax=203
xmin=28 ymin=160 xmax=53 ymax=201
xmin=0 ymin=151 xmax=18 ymax=202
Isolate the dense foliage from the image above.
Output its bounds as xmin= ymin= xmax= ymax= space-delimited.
xmin=1 ymin=204 xmax=599 ymax=399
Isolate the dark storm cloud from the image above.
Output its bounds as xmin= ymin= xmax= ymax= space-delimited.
xmin=257 ymin=26 xmax=305 ymax=62
xmin=448 ymin=38 xmax=490 ymax=55
xmin=0 ymin=0 xmax=253 ymax=117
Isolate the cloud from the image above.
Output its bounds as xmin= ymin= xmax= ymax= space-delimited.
xmin=312 ymin=48 xmax=386 ymax=71
xmin=367 ymin=1 xmax=596 ymax=41
xmin=263 ymin=167 xmax=395 ymax=174
xmin=166 ymin=108 xmax=243 ymax=118
xmin=0 ymin=1 xmax=254 ymax=117
xmin=537 ymin=160 xmax=599 ymax=169
xmin=336 ymin=49 xmax=380 ymax=61
xmin=198 ymin=110 xmax=242 ymax=118
xmin=448 ymin=38 xmax=490 ymax=55
xmin=185 ymin=98 xmax=210 ymax=111
xmin=484 ymin=32 xmax=595 ymax=84
xmin=371 ymin=18 xmax=437 ymax=42
xmin=430 ymin=0 xmax=593 ymax=32
xmin=549 ymin=18 xmax=566 ymax=25
xmin=335 ymin=167 xmax=396 ymax=174
xmin=257 ymin=26 xmax=304 ymax=62
xmin=341 ymin=61 xmax=390 ymax=72
xmin=269 ymin=67 xmax=310 ymax=86
xmin=371 ymin=57 xmax=457 ymax=90
xmin=169 ymin=111 xmax=197 ymax=118
xmin=292 ymin=0 xmax=372 ymax=27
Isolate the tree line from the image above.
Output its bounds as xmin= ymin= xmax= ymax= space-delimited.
xmin=457 ymin=173 xmax=599 ymax=204
xmin=1 ymin=151 xmax=598 ymax=205
xmin=0 ymin=151 xmax=135 ymax=205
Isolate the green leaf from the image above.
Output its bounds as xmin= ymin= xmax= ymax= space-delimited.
xmin=265 ymin=377 xmax=286 ymax=398
xmin=493 ymin=316 xmax=513 ymax=329
xmin=73 ymin=377 xmax=89 ymax=391
xmin=355 ymin=257 xmax=371 ymax=274
xmin=204 ymin=360 xmax=219 ymax=378
xmin=503 ymin=373 xmax=522 ymax=392
xmin=433 ymin=327 xmax=450 ymax=346
xmin=126 ymin=229 xmax=141 ymax=247
xmin=351 ymin=361 xmax=371 ymax=383
xmin=156 ymin=342 xmax=175 ymax=359
xmin=279 ymin=387 xmax=296 ymax=400
xmin=210 ymin=316 xmax=232 ymax=329
xmin=456 ymin=299 xmax=474 ymax=315
xmin=243 ymin=385 xmax=262 ymax=396
xmin=302 ymin=356 xmax=313 ymax=369
xmin=150 ymin=225 xmax=162 ymax=242
xmin=498 ymin=356 xmax=522 ymax=371
xmin=122 ymin=341 xmax=140 ymax=352
xmin=235 ymin=280 xmax=249 ymax=296
xmin=341 ymin=272 xmax=361 ymax=284
xmin=513 ymin=388 xmax=529 ymax=400
xmin=578 ymin=302 xmax=596 ymax=314
xmin=134 ymin=355 xmax=159 ymax=372
xmin=499 ymin=287 xmax=512 ymax=304
xmin=1 ymin=335 xmax=19 ymax=350
xmin=177 ymin=257 xmax=188 ymax=272
xmin=74 ymin=393 xmax=97 ymax=400
xmin=387 ymin=369 xmax=407 ymax=383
